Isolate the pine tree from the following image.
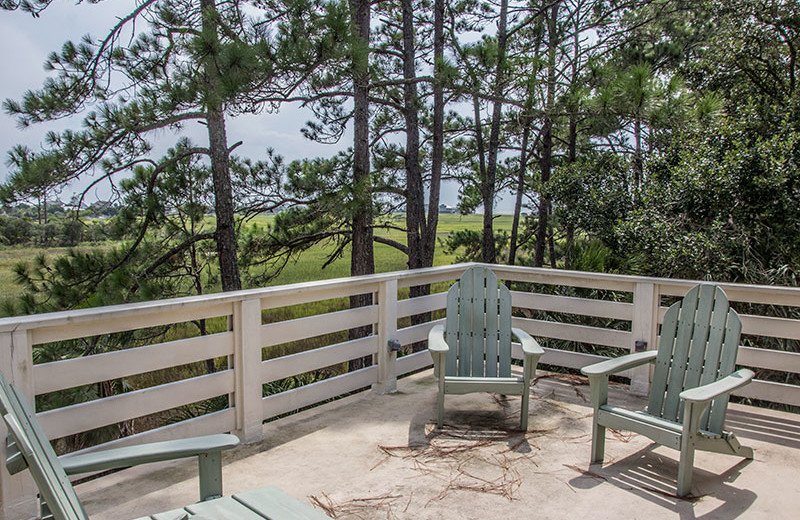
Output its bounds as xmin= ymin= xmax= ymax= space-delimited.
xmin=3 ymin=0 xmax=279 ymax=292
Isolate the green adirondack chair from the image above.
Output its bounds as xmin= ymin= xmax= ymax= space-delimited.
xmin=428 ymin=266 xmax=544 ymax=430
xmin=581 ymin=284 xmax=755 ymax=496
xmin=0 ymin=370 xmax=329 ymax=520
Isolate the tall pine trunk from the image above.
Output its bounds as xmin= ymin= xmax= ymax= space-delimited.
xmin=402 ymin=0 xmax=423 ymax=271
xmin=200 ymin=0 xmax=241 ymax=292
xmin=633 ymin=116 xmax=643 ymax=200
xmin=423 ymin=0 xmax=445 ymax=268
xmin=402 ymin=0 xmax=431 ymax=352
xmin=349 ymin=0 xmax=374 ymax=280
xmin=508 ymin=121 xmax=531 ymax=265
xmin=348 ymin=0 xmax=374 ymax=369
xmin=482 ymin=0 xmax=510 ymax=264
xmin=534 ymin=1 xmax=559 ymax=268
xmin=564 ymin=10 xmax=580 ymax=270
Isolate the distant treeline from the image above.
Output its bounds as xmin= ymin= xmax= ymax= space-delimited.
xmin=0 ymin=202 xmax=118 ymax=246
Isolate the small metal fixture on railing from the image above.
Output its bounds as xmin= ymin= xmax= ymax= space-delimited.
xmin=635 ymin=340 xmax=648 ymax=352
xmin=388 ymin=338 xmax=402 ymax=353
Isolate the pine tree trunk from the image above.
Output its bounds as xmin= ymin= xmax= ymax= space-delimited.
xmin=200 ymin=0 xmax=241 ymax=292
xmin=564 ymin=6 xmax=580 ymax=270
xmin=565 ymin=114 xmax=577 ymax=270
xmin=633 ymin=116 xmax=643 ymax=199
xmin=534 ymin=1 xmax=559 ymax=268
xmin=349 ymin=0 xmax=374 ymax=280
xmin=508 ymin=122 xmax=531 ymax=265
xmin=402 ymin=0 xmax=423 ymax=271
xmin=207 ymin=109 xmax=241 ymax=292
xmin=402 ymin=0 xmax=431 ymax=352
xmin=348 ymin=0 xmax=374 ymax=370
xmin=548 ymin=221 xmax=557 ymax=268
xmin=482 ymin=0 xmax=509 ymax=265
xmin=422 ymin=0 xmax=445 ymax=269
xmin=471 ymin=94 xmax=490 ymax=262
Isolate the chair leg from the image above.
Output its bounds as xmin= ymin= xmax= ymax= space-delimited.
xmin=437 ymin=393 xmax=444 ymax=429
xmin=677 ymin=439 xmax=696 ymax=497
xmin=677 ymin=400 xmax=703 ymax=497
xmin=437 ymin=389 xmax=445 ymax=429
xmin=198 ymin=451 xmax=223 ymax=501
xmin=590 ymin=419 xmax=606 ymax=464
xmin=588 ymin=375 xmax=608 ymax=464
xmin=520 ymin=386 xmax=530 ymax=431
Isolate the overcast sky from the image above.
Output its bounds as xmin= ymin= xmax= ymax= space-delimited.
xmin=0 ymin=1 xmax=515 ymax=211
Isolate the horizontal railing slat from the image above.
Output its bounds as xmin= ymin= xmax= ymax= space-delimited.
xmin=396 ymin=318 xmax=445 ymax=346
xmin=5 ymin=263 xmax=798 ymax=333
xmin=739 ymin=315 xmax=800 ymax=341
xmin=30 ymin=303 xmax=234 ymax=346
xmin=397 ymin=351 xmax=433 ymax=376
xmin=259 ymin=281 xmax=380 ymax=310
xmin=397 ymin=292 xmax=447 ymax=319
xmin=492 ymin=266 xmax=636 ymax=292
xmin=658 ymin=282 xmax=800 ymax=307
xmin=261 ymin=306 xmax=377 ymax=348
xmin=33 ymin=332 xmax=234 ymax=395
xmin=261 ymin=336 xmax=378 ymax=384
xmin=510 ymin=291 xmax=634 ymax=321
xmin=396 ymin=270 xmax=465 ymax=289
xmin=733 ymin=379 xmax=800 ymax=408
xmin=737 ymin=346 xmax=800 ymax=373
xmin=38 ymin=370 xmax=234 ymax=440
xmin=521 ymin=346 xmax=608 ymax=370
xmin=512 ymin=317 xmax=631 ymax=349
xmin=262 ymin=367 xmax=377 ymax=420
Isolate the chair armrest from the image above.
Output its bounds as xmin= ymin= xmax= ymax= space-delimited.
xmin=581 ymin=350 xmax=658 ymax=377
xmin=680 ymin=369 xmax=755 ymax=404
xmin=511 ymin=328 xmax=544 ymax=357
xmin=428 ymin=324 xmax=449 ymax=354
xmin=60 ymin=433 xmax=240 ymax=475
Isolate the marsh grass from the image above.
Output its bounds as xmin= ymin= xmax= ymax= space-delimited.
xmin=0 ymin=214 xmax=514 ymax=302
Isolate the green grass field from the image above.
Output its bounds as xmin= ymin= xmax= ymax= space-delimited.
xmin=0 ymin=246 xmax=79 ymax=298
xmin=252 ymin=213 xmax=513 ymax=286
xmin=0 ymin=214 xmax=514 ymax=303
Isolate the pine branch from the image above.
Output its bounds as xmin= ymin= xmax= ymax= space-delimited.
xmin=373 ymin=236 xmax=408 ymax=254
xmin=138 ymin=232 xmax=216 ymax=279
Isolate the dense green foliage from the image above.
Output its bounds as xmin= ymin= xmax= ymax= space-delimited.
xmin=619 ymin=112 xmax=800 ymax=283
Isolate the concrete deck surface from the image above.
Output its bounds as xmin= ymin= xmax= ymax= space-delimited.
xmin=78 ymin=370 xmax=800 ymax=520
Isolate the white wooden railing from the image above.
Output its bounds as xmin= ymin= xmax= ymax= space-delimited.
xmin=1 ymin=263 xmax=799 ymax=516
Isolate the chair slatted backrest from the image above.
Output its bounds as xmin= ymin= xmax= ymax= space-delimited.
xmin=647 ymin=284 xmax=742 ymax=434
xmin=444 ymin=267 xmax=513 ymax=378
xmin=0 ymin=371 xmax=89 ymax=520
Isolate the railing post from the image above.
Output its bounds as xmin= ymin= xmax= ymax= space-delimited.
xmin=232 ymin=299 xmax=264 ymax=443
xmin=0 ymin=330 xmax=38 ymax=520
xmin=373 ymin=279 xmax=398 ymax=395
xmin=630 ymin=282 xmax=659 ymax=396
